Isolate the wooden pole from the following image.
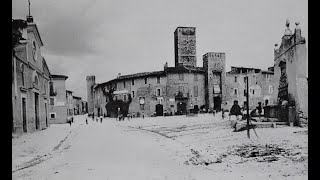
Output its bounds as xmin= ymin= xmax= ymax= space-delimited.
xmin=246 ymin=76 xmax=250 ymax=139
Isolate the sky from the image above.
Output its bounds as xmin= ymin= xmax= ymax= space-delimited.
xmin=12 ymin=0 xmax=308 ymax=101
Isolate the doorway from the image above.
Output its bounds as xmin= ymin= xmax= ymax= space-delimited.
xmin=155 ymin=104 xmax=163 ymax=116
xmin=34 ymin=93 xmax=40 ymax=130
xmin=177 ymin=102 xmax=187 ymax=115
xmin=213 ymin=96 xmax=222 ymax=111
xmin=45 ymin=102 xmax=48 ymax=127
xmin=22 ymin=97 xmax=27 ymax=133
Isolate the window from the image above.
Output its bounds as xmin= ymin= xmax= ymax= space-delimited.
xmin=252 ymin=89 xmax=255 ymax=95
xmin=234 ymin=88 xmax=238 ymax=95
xmin=123 ymin=81 xmax=126 ymax=88
xmin=50 ymin=113 xmax=56 ymax=119
xmin=132 ymin=79 xmax=134 ymax=85
xmin=269 ymin=85 xmax=273 ymax=94
xmin=124 ymin=94 xmax=127 ymax=101
xmin=244 ymin=89 xmax=246 ymax=96
xmin=144 ymin=77 xmax=147 ymax=84
xmin=178 ymin=86 xmax=184 ymax=93
xmin=194 ymin=75 xmax=198 ymax=81
xmin=132 ymin=91 xmax=135 ymax=98
xmin=157 ymin=89 xmax=161 ymax=96
xmin=194 ymin=86 xmax=198 ymax=97
xmin=34 ymin=75 xmax=38 ymax=86
xmin=115 ymin=96 xmax=118 ymax=101
xmin=20 ymin=64 xmax=24 ymax=86
xmin=234 ymin=76 xmax=237 ymax=82
xmin=179 ymin=73 xmax=184 ymax=81
xmin=157 ymin=76 xmax=160 ymax=84
xmin=49 ymin=98 xmax=55 ymax=105
xmin=244 ymin=77 xmax=246 ymax=83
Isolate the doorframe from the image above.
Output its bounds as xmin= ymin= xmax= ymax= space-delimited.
xmin=21 ymin=92 xmax=27 ymax=133
xmin=34 ymin=92 xmax=40 ymax=130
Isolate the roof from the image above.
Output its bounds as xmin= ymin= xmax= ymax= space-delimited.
xmin=66 ymin=90 xmax=73 ymax=93
xmin=73 ymin=96 xmax=82 ymax=99
xmin=165 ymin=66 xmax=205 ymax=73
xmin=261 ymin=70 xmax=274 ymax=74
xmin=230 ymin=66 xmax=261 ymax=70
xmin=27 ymin=23 xmax=44 ymax=47
xmin=93 ymin=66 xmax=205 ymax=90
xmin=51 ymin=74 xmax=68 ymax=80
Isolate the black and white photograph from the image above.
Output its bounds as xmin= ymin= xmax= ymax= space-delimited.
xmin=12 ymin=0 xmax=308 ymax=179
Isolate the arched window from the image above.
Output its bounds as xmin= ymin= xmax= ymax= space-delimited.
xmin=32 ymin=71 xmax=39 ymax=86
xmin=20 ymin=64 xmax=24 ymax=86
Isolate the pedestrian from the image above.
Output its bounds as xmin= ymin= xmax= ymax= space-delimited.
xmin=86 ymin=118 xmax=88 ymax=124
xmin=68 ymin=119 xmax=72 ymax=126
xmin=221 ymin=108 xmax=225 ymax=119
xmin=256 ymin=102 xmax=262 ymax=118
xmin=92 ymin=113 xmax=94 ymax=121
xmin=100 ymin=116 xmax=103 ymax=123
xmin=229 ymin=100 xmax=242 ymax=128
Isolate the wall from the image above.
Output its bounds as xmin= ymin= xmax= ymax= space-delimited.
xmin=49 ymin=78 xmax=67 ymax=124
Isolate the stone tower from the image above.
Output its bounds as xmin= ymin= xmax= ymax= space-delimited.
xmin=86 ymin=75 xmax=95 ymax=116
xmin=203 ymin=52 xmax=226 ymax=111
xmin=174 ymin=27 xmax=197 ymax=67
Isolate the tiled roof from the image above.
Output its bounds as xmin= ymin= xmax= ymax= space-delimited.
xmin=51 ymin=74 xmax=68 ymax=79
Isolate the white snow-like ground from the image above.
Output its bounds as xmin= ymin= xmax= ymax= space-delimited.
xmin=12 ymin=113 xmax=308 ymax=180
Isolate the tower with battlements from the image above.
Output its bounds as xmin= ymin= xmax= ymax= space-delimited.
xmin=174 ymin=27 xmax=197 ymax=67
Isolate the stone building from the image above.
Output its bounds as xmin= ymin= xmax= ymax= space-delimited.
xmin=87 ymin=27 xmax=227 ymax=117
xmin=272 ymin=20 xmax=308 ymax=124
xmin=82 ymin=101 xmax=88 ymax=114
xmin=12 ymin=17 xmax=51 ymax=134
xmin=225 ymin=66 xmax=275 ymax=110
xmin=73 ymin=96 xmax=83 ymax=115
xmin=49 ymin=74 xmax=69 ymax=124
xmin=66 ymin=90 xmax=74 ymax=119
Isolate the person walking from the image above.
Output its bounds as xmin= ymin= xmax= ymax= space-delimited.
xmin=256 ymin=102 xmax=262 ymax=119
xmin=229 ymin=100 xmax=242 ymax=128
xmin=100 ymin=116 xmax=103 ymax=123
xmin=86 ymin=118 xmax=88 ymax=124
xmin=92 ymin=113 xmax=94 ymax=121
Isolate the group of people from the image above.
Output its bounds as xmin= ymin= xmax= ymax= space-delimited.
xmin=229 ymin=100 xmax=263 ymax=120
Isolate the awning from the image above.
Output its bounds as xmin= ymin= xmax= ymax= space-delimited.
xmin=213 ymin=85 xmax=221 ymax=93
xmin=113 ymin=90 xmax=129 ymax=95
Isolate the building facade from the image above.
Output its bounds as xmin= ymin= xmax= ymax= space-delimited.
xmin=272 ymin=20 xmax=308 ymax=123
xmin=87 ymin=26 xmax=279 ymax=117
xmin=66 ymin=90 xmax=74 ymax=119
xmin=49 ymin=75 xmax=69 ymax=124
xmin=12 ymin=17 xmax=51 ymax=135
xmin=73 ymin=96 xmax=83 ymax=115
xmin=225 ymin=67 xmax=275 ymax=110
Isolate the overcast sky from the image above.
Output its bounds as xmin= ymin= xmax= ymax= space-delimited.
xmin=12 ymin=0 xmax=307 ymax=101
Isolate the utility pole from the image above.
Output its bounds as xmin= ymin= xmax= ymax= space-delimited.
xmin=245 ymin=76 xmax=250 ymax=139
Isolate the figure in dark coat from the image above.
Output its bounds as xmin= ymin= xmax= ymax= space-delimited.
xmin=256 ymin=102 xmax=262 ymax=118
xmin=230 ymin=101 xmax=242 ymax=116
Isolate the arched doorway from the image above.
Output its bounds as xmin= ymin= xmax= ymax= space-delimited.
xmin=194 ymin=105 xmax=199 ymax=114
xmin=177 ymin=102 xmax=187 ymax=115
xmin=155 ymin=104 xmax=163 ymax=116
xmin=213 ymin=96 xmax=222 ymax=111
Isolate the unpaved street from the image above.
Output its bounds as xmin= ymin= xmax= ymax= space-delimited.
xmin=12 ymin=114 xmax=308 ymax=180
